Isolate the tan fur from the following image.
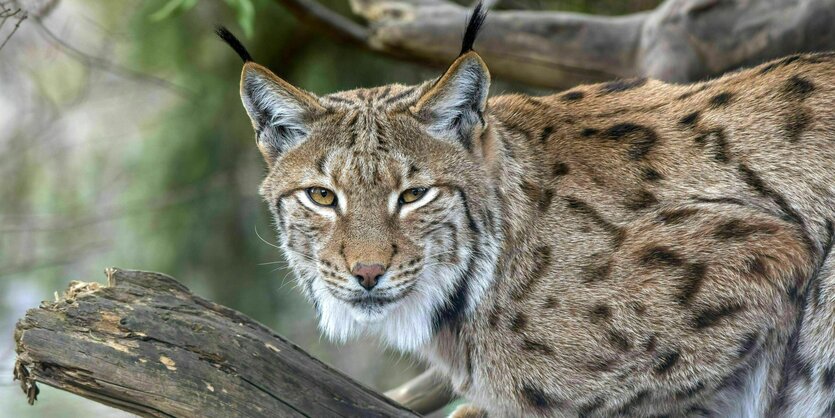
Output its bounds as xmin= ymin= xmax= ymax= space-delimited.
xmin=240 ymin=52 xmax=835 ymax=417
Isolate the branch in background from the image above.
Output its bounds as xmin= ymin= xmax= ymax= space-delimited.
xmin=14 ymin=268 xmax=423 ymax=417
xmin=270 ymin=0 xmax=835 ymax=89
xmin=0 ymin=4 xmax=27 ymax=51
xmin=276 ymin=0 xmax=369 ymax=46
xmin=31 ymin=17 xmax=194 ymax=98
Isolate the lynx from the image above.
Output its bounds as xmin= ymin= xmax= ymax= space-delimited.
xmin=217 ymin=4 xmax=835 ymax=416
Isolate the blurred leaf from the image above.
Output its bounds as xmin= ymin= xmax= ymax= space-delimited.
xmin=149 ymin=0 xmax=194 ymax=22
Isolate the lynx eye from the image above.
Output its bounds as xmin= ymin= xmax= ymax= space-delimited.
xmin=399 ymin=187 xmax=428 ymax=205
xmin=306 ymin=187 xmax=337 ymax=207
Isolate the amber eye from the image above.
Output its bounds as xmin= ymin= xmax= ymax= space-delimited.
xmin=399 ymin=187 xmax=428 ymax=205
xmin=306 ymin=187 xmax=337 ymax=207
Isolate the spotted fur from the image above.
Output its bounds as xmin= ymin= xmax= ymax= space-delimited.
xmin=220 ymin=14 xmax=835 ymax=418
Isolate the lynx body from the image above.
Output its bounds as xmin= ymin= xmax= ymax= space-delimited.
xmin=218 ymin=9 xmax=835 ymax=416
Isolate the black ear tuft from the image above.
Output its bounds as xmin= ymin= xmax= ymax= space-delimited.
xmin=216 ymin=26 xmax=253 ymax=62
xmin=459 ymin=1 xmax=487 ymax=55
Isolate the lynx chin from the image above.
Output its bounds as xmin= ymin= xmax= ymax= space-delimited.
xmin=218 ymin=3 xmax=835 ymax=416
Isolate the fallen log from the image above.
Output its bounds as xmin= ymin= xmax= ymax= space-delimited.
xmin=13 ymin=268 xmax=422 ymax=417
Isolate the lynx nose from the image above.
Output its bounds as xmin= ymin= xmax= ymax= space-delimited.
xmin=351 ymin=263 xmax=385 ymax=291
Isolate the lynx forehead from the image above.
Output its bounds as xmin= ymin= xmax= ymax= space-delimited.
xmin=219 ymin=5 xmax=835 ymax=415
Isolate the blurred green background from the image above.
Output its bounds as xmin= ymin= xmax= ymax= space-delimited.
xmin=0 ymin=0 xmax=659 ymax=416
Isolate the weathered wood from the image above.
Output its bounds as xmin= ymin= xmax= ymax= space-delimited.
xmin=271 ymin=0 xmax=835 ymax=88
xmin=13 ymin=268 xmax=420 ymax=418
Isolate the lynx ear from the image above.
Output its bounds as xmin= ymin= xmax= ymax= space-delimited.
xmin=240 ymin=62 xmax=325 ymax=164
xmin=411 ymin=52 xmax=491 ymax=150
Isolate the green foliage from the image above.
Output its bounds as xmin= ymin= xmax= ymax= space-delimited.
xmin=151 ymin=0 xmax=256 ymax=37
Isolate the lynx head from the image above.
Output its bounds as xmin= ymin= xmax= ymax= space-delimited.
xmin=218 ymin=4 xmax=500 ymax=351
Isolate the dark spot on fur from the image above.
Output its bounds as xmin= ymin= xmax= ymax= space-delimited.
xmin=562 ymin=91 xmax=584 ymax=102
xmin=521 ymin=181 xmax=539 ymax=202
xmin=625 ymin=189 xmax=658 ymax=211
xmin=822 ymin=366 xmax=835 ymax=389
xmin=510 ymin=311 xmax=528 ymax=332
xmin=553 ymin=161 xmax=570 ymax=177
xmin=695 ymin=128 xmax=730 ymax=163
xmin=604 ymin=123 xmax=658 ymax=160
xmin=644 ymin=335 xmax=657 ymax=352
xmin=737 ymin=162 xmax=805 ymax=227
xmin=654 ymin=351 xmax=680 ymax=374
xmin=522 ymin=338 xmax=554 ymax=355
xmin=543 ymin=296 xmax=559 ymax=309
xmin=694 ymin=303 xmax=743 ymax=329
xmin=487 ymin=306 xmax=501 ymax=328
xmin=782 ymin=75 xmax=815 ymax=100
xmin=520 ymin=383 xmax=562 ymax=411
xmin=709 ymin=92 xmax=734 ymax=108
xmin=630 ymin=301 xmax=647 ymax=315
xmin=640 ymin=246 xmax=684 ymax=266
xmin=679 ymin=111 xmax=700 ymax=127
xmin=643 ymin=167 xmax=664 ymax=182
xmin=539 ymin=126 xmax=554 ymax=142
xmin=578 ymin=397 xmax=605 ymax=417
xmin=717 ymin=366 xmax=750 ymax=391
xmin=512 ymin=246 xmax=553 ymax=300
xmin=687 ymin=405 xmax=713 ymax=416
xmin=522 ymin=181 xmax=553 ymax=212
xmin=315 ymin=155 xmax=327 ymax=174
xmin=675 ymin=381 xmax=706 ymax=399
xmin=581 ymin=128 xmax=599 ymax=137
xmin=784 ymin=109 xmax=812 ymax=142
xmin=607 ymin=329 xmax=631 ymax=351
xmin=587 ymin=358 xmax=615 ymax=372
xmin=759 ymin=55 xmax=802 ymax=74
xmin=539 ymin=189 xmax=554 ymax=212
xmin=565 ymin=197 xmax=624 ymax=243
xmin=825 ymin=399 xmax=835 ymax=417
xmin=788 ymin=282 xmax=801 ymax=304
xmin=657 ymin=208 xmax=700 ymax=224
xmin=738 ymin=332 xmax=760 ymax=358
xmin=714 ymin=219 xmax=776 ymax=240
xmin=582 ymin=260 xmax=612 ymax=284
xmin=677 ymin=84 xmax=709 ymax=100
xmin=677 ymin=262 xmax=708 ymax=305
xmin=430 ymin=248 xmax=478 ymax=333
xmin=600 ymin=78 xmax=647 ymax=94
xmin=589 ymin=304 xmax=612 ymax=324
xmin=617 ymin=390 xmax=650 ymax=415
xmin=743 ymin=255 xmax=768 ymax=277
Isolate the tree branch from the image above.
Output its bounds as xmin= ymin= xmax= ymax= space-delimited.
xmin=0 ymin=4 xmax=26 ymax=51
xmin=275 ymin=0 xmax=370 ymax=46
xmin=31 ymin=17 xmax=193 ymax=98
xmin=14 ymin=268 xmax=424 ymax=417
xmin=269 ymin=0 xmax=835 ymax=88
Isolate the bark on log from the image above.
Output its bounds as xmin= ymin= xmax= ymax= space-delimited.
xmin=271 ymin=0 xmax=835 ymax=88
xmin=12 ymin=268 xmax=421 ymax=418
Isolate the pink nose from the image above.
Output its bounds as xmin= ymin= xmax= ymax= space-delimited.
xmin=351 ymin=263 xmax=385 ymax=290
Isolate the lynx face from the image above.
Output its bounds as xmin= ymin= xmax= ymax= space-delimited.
xmin=241 ymin=57 xmax=500 ymax=350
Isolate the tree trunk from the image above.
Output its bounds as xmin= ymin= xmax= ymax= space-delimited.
xmin=13 ymin=268 xmax=420 ymax=418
